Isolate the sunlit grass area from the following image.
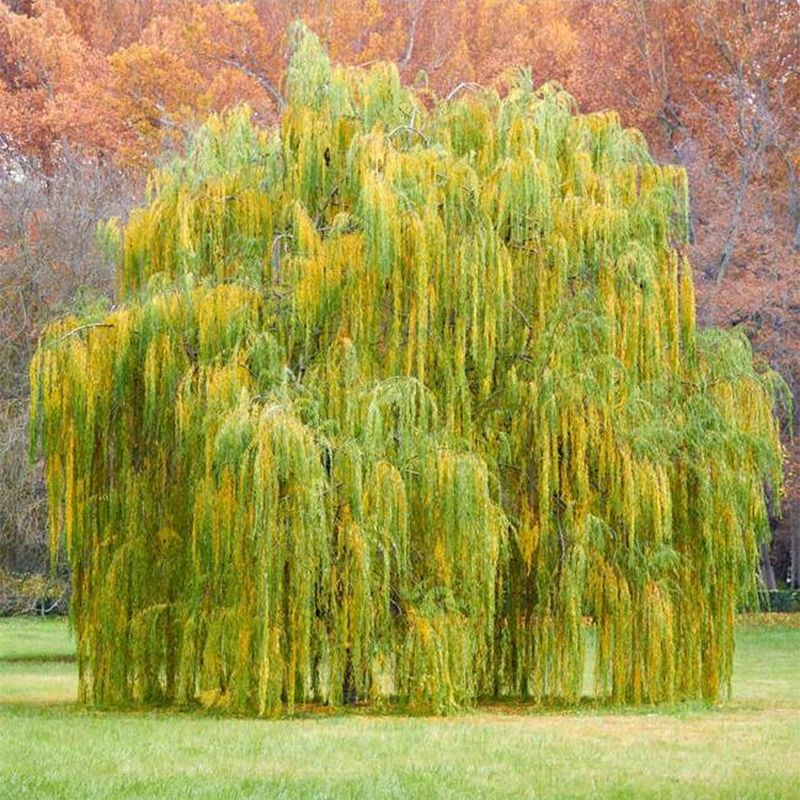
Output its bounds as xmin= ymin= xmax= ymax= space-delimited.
xmin=1 ymin=615 xmax=798 ymax=799
xmin=0 ymin=616 xmax=74 ymax=662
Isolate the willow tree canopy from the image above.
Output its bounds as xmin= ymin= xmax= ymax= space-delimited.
xmin=31 ymin=28 xmax=785 ymax=714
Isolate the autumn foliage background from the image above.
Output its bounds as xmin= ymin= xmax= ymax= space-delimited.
xmin=1 ymin=0 xmax=798 ymax=588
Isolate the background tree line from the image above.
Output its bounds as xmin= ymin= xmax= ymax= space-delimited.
xmin=1 ymin=0 xmax=798 ymax=589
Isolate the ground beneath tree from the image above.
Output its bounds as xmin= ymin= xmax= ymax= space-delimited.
xmin=1 ymin=616 xmax=798 ymax=799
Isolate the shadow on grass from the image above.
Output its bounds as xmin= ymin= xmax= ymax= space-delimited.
xmin=0 ymin=654 xmax=76 ymax=664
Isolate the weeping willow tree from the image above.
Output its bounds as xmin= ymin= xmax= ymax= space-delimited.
xmin=31 ymin=28 xmax=786 ymax=714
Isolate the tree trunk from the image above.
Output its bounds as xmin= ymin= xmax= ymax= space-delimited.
xmin=788 ymin=163 xmax=800 ymax=252
xmin=400 ymin=0 xmax=425 ymax=68
xmin=790 ymin=501 xmax=800 ymax=591
xmin=777 ymin=147 xmax=800 ymax=252
xmin=760 ymin=541 xmax=777 ymax=591
xmin=716 ymin=155 xmax=753 ymax=284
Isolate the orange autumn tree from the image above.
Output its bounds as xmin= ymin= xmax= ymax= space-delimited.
xmin=2 ymin=1 xmax=582 ymax=168
xmin=0 ymin=0 xmax=117 ymax=165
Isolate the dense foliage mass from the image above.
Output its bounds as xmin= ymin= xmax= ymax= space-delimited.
xmin=31 ymin=30 xmax=785 ymax=713
xmin=4 ymin=0 xmax=798 ymax=597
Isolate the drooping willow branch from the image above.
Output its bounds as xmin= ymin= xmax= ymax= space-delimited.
xmin=30 ymin=26 xmax=786 ymax=715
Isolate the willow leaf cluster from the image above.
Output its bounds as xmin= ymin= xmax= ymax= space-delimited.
xmin=31 ymin=29 xmax=785 ymax=714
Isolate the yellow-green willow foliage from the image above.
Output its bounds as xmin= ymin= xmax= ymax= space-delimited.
xmin=31 ymin=28 xmax=786 ymax=714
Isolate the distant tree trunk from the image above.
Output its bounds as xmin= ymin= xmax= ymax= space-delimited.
xmin=703 ymin=6 xmax=773 ymax=285
xmin=400 ymin=0 xmax=426 ymax=68
xmin=760 ymin=541 xmax=777 ymax=591
xmin=716 ymin=151 xmax=754 ymax=284
xmin=342 ymin=648 xmax=357 ymax=705
xmin=790 ymin=501 xmax=800 ymax=591
xmin=780 ymin=149 xmax=800 ymax=252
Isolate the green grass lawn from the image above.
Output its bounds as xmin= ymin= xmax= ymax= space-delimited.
xmin=0 ymin=616 xmax=798 ymax=799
